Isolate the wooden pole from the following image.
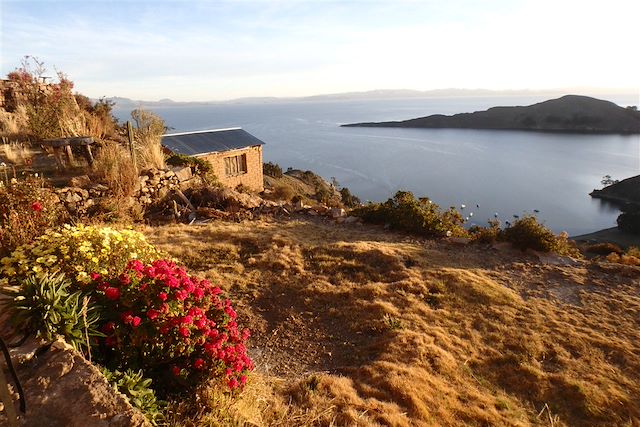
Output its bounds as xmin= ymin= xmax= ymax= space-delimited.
xmin=127 ymin=121 xmax=137 ymax=168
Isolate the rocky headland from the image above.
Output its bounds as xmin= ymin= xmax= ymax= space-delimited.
xmin=343 ymin=95 xmax=640 ymax=133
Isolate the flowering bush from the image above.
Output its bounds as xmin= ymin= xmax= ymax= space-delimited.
xmin=0 ymin=224 xmax=162 ymax=286
xmin=90 ymin=259 xmax=253 ymax=392
xmin=0 ymin=176 xmax=66 ymax=258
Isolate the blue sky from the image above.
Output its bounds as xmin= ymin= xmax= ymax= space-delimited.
xmin=1 ymin=0 xmax=639 ymax=101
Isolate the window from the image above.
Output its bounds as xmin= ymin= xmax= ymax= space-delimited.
xmin=224 ymin=154 xmax=247 ymax=176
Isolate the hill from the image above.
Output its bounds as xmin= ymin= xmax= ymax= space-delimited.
xmin=343 ymin=95 xmax=640 ymax=133
xmin=144 ymin=218 xmax=640 ymax=426
xmin=590 ymin=174 xmax=640 ymax=206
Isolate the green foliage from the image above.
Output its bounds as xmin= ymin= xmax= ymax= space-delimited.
xmin=353 ymin=191 xmax=467 ymax=238
xmin=101 ymin=368 xmax=165 ymax=426
xmin=166 ymin=153 xmax=218 ymax=184
xmin=0 ymin=176 xmax=67 ymax=257
xmin=0 ymin=272 xmax=100 ymax=351
xmin=501 ymin=215 xmax=580 ymax=257
xmin=339 ymin=187 xmax=361 ymax=208
xmin=263 ymin=161 xmax=283 ymax=178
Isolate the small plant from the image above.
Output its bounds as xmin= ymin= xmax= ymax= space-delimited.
xmin=263 ymin=162 xmax=283 ymax=178
xmin=502 ymin=216 xmax=580 ymax=257
xmin=605 ymin=246 xmax=640 ymax=266
xmin=353 ymin=191 xmax=467 ymax=238
xmin=102 ymin=368 xmax=165 ymax=425
xmin=91 ymin=259 xmax=253 ymax=394
xmin=270 ymin=183 xmax=296 ymax=201
xmin=584 ymin=242 xmax=623 ymax=255
xmin=0 ymin=272 xmax=100 ymax=351
xmin=0 ymin=224 xmax=162 ymax=287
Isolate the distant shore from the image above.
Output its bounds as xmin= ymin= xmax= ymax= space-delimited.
xmin=572 ymin=227 xmax=640 ymax=248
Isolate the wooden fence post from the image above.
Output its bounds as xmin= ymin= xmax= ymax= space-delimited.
xmin=127 ymin=121 xmax=137 ymax=168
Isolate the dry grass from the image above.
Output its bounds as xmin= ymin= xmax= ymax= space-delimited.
xmin=144 ymin=219 xmax=640 ymax=426
xmin=0 ymin=106 xmax=29 ymax=136
xmin=92 ymin=142 xmax=138 ymax=197
xmin=0 ymin=141 xmax=35 ymax=166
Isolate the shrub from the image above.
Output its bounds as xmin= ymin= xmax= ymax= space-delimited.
xmin=271 ymin=183 xmax=295 ymax=201
xmin=102 ymin=368 xmax=165 ymax=425
xmin=502 ymin=216 xmax=580 ymax=257
xmin=469 ymin=219 xmax=501 ymax=244
xmin=92 ymin=142 xmax=138 ymax=197
xmin=91 ymin=259 xmax=253 ymax=393
xmin=353 ymin=191 xmax=467 ymax=238
xmin=0 ymin=224 xmax=162 ymax=287
xmin=263 ymin=162 xmax=283 ymax=178
xmin=0 ymin=176 xmax=66 ymax=258
xmin=166 ymin=153 xmax=218 ymax=184
xmin=0 ymin=272 xmax=100 ymax=351
xmin=605 ymin=246 xmax=640 ymax=266
xmin=339 ymin=187 xmax=361 ymax=208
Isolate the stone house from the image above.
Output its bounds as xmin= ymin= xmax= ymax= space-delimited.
xmin=161 ymin=128 xmax=265 ymax=192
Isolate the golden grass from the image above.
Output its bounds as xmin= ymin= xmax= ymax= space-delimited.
xmin=92 ymin=142 xmax=138 ymax=197
xmin=144 ymin=219 xmax=640 ymax=426
xmin=0 ymin=141 xmax=34 ymax=166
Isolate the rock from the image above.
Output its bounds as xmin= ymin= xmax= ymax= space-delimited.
xmin=171 ymin=166 xmax=192 ymax=182
xmin=68 ymin=175 xmax=91 ymax=188
xmin=331 ymin=207 xmax=346 ymax=218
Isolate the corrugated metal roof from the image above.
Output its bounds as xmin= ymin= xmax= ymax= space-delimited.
xmin=161 ymin=128 xmax=265 ymax=156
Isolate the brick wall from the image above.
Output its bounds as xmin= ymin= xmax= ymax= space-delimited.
xmin=199 ymin=145 xmax=264 ymax=192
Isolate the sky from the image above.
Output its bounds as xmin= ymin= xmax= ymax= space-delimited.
xmin=1 ymin=0 xmax=639 ymax=102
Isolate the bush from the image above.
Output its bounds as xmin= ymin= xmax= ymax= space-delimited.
xmin=0 ymin=272 xmax=100 ymax=351
xmin=166 ymin=153 xmax=218 ymax=184
xmin=102 ymin=368 xmax=164 ymax=425
xmin=339 ymin=187 xmax=361 ymax=208
xmin=0 ymin=176 xmax=66 ymax=258
xmin=353 ymin=191 xmax=467 ymax=238
xmin=91 ymin=259 xmax=253 ymax=393
xmin=271 ymin=183 xmax=295 ymax=201
xmin=502 ymin=216 xmax=580 ymax=257
xmin=469 ymin=219 xmax=501 ymax=244
xmin=263 ymin=162 xmax=283 ymax=178
xmin=0 ymin=224 xmax=162 ymax=287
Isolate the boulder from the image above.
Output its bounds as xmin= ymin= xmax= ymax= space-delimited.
xmin=331 ymin=207 xmax=346 ymax=218
xmin=170 ymin=166 xmax=192 ymax=182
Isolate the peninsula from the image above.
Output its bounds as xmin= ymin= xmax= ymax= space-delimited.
xmin=342 ymin=95 xmax=640 ymax=133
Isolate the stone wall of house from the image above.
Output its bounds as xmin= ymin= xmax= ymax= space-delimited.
xmin=0 ymin=79 xmax=52 ymax=112
xmin=199 ymin=145 xmax=264 ymax=192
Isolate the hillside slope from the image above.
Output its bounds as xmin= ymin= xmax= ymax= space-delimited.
xmin=590 ymin=174 xmax=640 ymax=205
xmin=145 ymin=218 xmax=640 ymax=426
xmin=343 ymin=95 xmax=640 ymax=133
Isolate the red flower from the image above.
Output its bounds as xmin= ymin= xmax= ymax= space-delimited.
xmin=131 ymin=316 xmax=142 ymax=327
xmin=178 ymin=327 xmax=190 ymax=338
xmin=158 ymin=292 xmax=168 ymax=302
xmin=119 ymin=274 xmax=131 ymax=286
xmin=90 ymin=272 xmax=101 ymax=281
xmin=31 ymin=201 xmax=43 ymax=212
xmin=101 ymin=321 xmax=116 ymax=334
xmin=171 ymin=366 xmax=181 ymax=376
xmin=193 ymin=358 xmax=205 ymax=370
xmin=146 ymin=309 xmax=159 ymax=320
xmin=104 ymin=287 xmax=121 ymax=301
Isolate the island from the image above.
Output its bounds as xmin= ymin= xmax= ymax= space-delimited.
xmin=342 ymin=95 xmax=640 ymax=133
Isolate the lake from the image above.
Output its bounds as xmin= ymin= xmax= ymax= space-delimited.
xmin=113 ymin=95 xmax=640 ymax=235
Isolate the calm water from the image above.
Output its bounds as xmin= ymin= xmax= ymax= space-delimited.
xmin=114 ymin=95 xmax=640 ymax=235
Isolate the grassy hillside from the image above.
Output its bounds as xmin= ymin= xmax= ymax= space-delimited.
xmin=144 ymin=218 xmax=640 ymax=426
